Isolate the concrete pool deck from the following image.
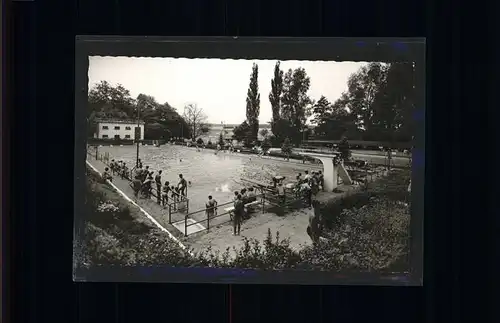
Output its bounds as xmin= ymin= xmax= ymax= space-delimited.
xmin=87 ymin=156 xmax=364 ymax=256
xmin=85 ymin=149 xmax=389 ymax=257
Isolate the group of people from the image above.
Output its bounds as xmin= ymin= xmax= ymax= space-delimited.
xmin=202 ymin=187 xmax=258 ymax=236
xmin=103 ymin=158 xmax=190 ymax=206
xmin=106 ymin=159 xmax=130 ymax=180
xmin=293 ymin=170 xmax=324 ymax=207
xmin=229 ymin=187 xmax=258 ymax=235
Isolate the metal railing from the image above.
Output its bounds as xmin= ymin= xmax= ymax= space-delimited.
xmin=167 ymin=191 xmax=190 ymax=224
xmin=182 ymin=193 xmax=266 ymax=237
xmin=87 ymin=146 xmax=191 ymax=216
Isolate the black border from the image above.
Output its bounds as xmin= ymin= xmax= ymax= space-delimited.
xmin=74 ymin=36 xmax=425 ymax=285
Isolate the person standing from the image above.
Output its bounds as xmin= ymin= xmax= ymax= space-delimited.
xmin=307 ymin=200 xmax=322 ymax=245
xmin=303 ymin=182 xmax=313 ymax=208
xmin=232 ymin=194 xmax=244 ymax=235
xmin=110 ymin=160 xmax=116 ymax=175
xmin=155 ymin=170 xmax=162 ymax=204
xmin=143 ymin=166 xmax=150 ymax=182
xmin=178 ymin=174 xmax=187 ymax=196
xmin=205 ymin=195 xmax=218 ymax=219
xmin=161 ymin=181 xmax=170 ymax=206
xmin=318 ymin=171 xmax=324 ymax=191
xmin=102 ymin=167 xmax=113 ymax=182
xmin=131 ymin=175 xmax=142 ymax=200
xmin=277 ymin=182 xmax=286 ymax=206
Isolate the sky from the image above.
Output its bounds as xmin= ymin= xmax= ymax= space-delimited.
xmin=88 ymin=56 xmax=368 ymax=124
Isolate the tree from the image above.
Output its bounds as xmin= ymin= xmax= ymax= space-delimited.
xmin=259 ymin=128 xmax=269 ymax=139
xmin=245 ymin=63 xmax=261 ymax=143
xmin=338 ymin=136 xmax=351 ymax=161
xmin=218 ymin=133 xmax=225 ymax=147
xmin=326 ymin=62 xmax=416 ymax=143
xmin=312 ymin=94 xmax=357 ymax=140
xmin=261 ymin=137 xmax=272 ymax=152
xmin=136 ymin=94 xmax=176 ymax=140
xmin=183 ymin=104 xmax=209 ymax=140
xmin=281 ymin=137 xmax=293 ymax=156
xmin=345 ymin=63 xmax=388 ymax=139
xmin=87 ymin=81 xmax=136 ymax=136
xmin=280 ymin=68 xmax=313 ymax=146
xmin=269 ymin=61 xmax=284 ymax=139
xmin=232 ymin=121 xmax=253 ymax=146
xmin=87 ymin=82 xmax=190 ymax=140
xmin=370 ymin=62 xmax=415 ymax=143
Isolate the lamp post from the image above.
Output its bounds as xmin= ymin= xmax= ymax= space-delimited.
xmin=135 ymin=104 xmax=141 ymax=168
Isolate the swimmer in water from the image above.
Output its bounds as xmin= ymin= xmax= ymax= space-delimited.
xmin=179 ymin=159 xmax=182 ymax=162
xmin=188 ymin=181 xmax=192 ymax=187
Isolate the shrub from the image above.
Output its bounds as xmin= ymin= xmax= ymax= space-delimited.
xmin=260 ymin=137 xmax=272 ymax=152
xmin=281 ymin=137 xmax=292 ymax=155
xmin=194 ymin=229 xmax=302 ymax=270
xmin=196 ymin=138 xmax=204 ymax=145
xmin=338 ymin=136 xmax=351 ymax=160
xmin=299 ymin=199 xmax=410 ymax=271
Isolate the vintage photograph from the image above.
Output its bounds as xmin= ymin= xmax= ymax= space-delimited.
xmin=76 ymin=56 xmax=415 ymax=274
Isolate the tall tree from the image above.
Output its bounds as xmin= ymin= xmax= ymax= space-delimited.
xmin=280 ymin=68 xmax=312 ymax=145
xmin=345 ymin=62 xmax=388 ymax=139
xmin=232 ymin=121 xmax=253 ymax=146
xmin=311 ymin=96 xmax=332 ymax=126
xmin=87 ymin=82 xmax=190 ymax=140
xmin=245 ymin=63 xmax=261 ymax=144
xmin=259 ymin=128 xmax=269 ymax=139
xmin=87 ymin=81 xmax=136 ymax=136
xmin=182 ymin=103 xmax=209 ymax=140
xmin=269 ymin=61 xmax=284 ymax=139
xmin=313 ymin=94 xmax=357 ymax=140
xmin=371 ymin=62 xmax=415 ymax=143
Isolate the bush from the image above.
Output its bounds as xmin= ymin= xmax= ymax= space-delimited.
xmin=338 ymin=136 xmax=351 ymax=160
xmin=193 ymin=229 xmax=302 ymax=270
xmin=299 ymin=199 xmax=410 ymax=271
xmin=196 ymin=138 xmax=204 ymax=145
xmin=319 ymin=169 xmax=411 ymax=229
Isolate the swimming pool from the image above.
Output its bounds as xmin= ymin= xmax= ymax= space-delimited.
xmin=97 ymin=144 xmax=314 ymax=213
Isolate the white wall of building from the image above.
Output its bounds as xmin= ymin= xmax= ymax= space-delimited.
xmin=95 ymin=122 xmax=145 ymax=140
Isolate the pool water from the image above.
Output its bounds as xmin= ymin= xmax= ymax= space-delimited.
xmin=98 ymin=145 xmax=313 ymax=214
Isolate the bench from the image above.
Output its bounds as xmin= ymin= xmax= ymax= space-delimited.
xmin=224 ymin=200 xmax=261 ymax=214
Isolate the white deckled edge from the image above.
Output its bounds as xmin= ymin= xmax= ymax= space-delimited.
xmin=86 ymin=160 xmax=193 ymax=256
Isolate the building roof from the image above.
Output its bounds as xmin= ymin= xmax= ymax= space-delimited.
xmin=95 ymin=118 xmax=145 ymax=125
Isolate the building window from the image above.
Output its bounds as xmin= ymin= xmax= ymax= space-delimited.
xmin=125 ymin=126 xmax=131 ymax=130
xmin=102 ymin=126 xmax=109 ymax=130
xmin=114 ymin=135 xmax=120 ymax=139
xmin=125 ymin=135 xmax=131 ymax=139
xmin=102 ymin=135 xmax=109 ymax=138
xmin=114 ymin=126 xmax=120 ymax=130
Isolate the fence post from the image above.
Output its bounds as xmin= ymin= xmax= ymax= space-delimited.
xmin=168 ymin=204 xmax=172 ymax=224
xmin=184 ymin=215 xmax=188 ymax=237
xmin=207 ymin=209 xmax=210 ymax=231
xmin=186 ymin=199 xmax=189 ymax=214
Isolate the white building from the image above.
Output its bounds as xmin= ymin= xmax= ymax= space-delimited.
xmin=94 ymin=119 xmax=145 ymax=140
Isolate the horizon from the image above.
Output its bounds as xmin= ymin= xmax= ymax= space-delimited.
xmin=88 ymin=57 xmax=369 ymax=124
